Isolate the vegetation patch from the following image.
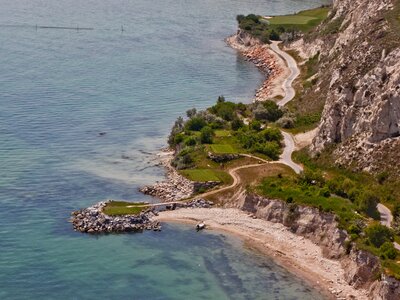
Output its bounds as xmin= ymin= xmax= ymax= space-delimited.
xmin=103 ymin=201 xmax=147 ymax=216
xmin=180 ymin=169 xmax=223 ymax=182
xmin=210 ymin=144 xmax=237 ymax=154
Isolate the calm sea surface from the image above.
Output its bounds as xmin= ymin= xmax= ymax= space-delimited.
xmin=0 ymin=0 xmax=329 ymax=299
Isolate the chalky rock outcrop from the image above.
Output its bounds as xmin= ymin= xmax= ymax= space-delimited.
xmin=291 ymin=0 xmax=400 ymax=175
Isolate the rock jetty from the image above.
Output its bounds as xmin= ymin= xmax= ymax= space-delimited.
xmin=140 ymin=150 xmax=194 ymax=201
xmin=71 ymin=201 xmax=161 ymax=234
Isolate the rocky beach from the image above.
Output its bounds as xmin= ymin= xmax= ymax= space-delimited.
xmin=226 ymin=31 xmax=287 ymax=102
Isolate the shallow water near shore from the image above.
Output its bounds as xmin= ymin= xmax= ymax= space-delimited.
xmin=1 ymin=0 xmax=329 ymax=298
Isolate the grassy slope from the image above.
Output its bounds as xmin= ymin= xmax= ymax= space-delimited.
xmin=269 ymin=7 xmax=330 ymax=32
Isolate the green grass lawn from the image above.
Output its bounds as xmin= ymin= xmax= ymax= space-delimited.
xmin=258 ymin=175 xmax=360 ymax=229
xmin=210 ymin=144 xmax=237 ymax=154
xmin=214 ymin=130 xmax=231 ymax=137
xmin=180 ymin=169 xmax=222 ymax=182
xmin=268 ymin=7 xmax=330 ymax=32
xmin=269 ymin=16 xmax=316 ymax=25
xmin=103 ymin=201 xmax=147 ymax=216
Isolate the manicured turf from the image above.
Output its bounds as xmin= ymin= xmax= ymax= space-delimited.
xmin=210 ymin=144 xmax=237 ymax=154
xmin=180 ymin=169 xmax=221 ymax=182
xmin=268 ymin=7 xmax=330 ymax=32
xmin=214 ymin=130 xmax=231 ymax=137
xmin=103 ymin=201 xmax=147 ymax=216
xmin=269 ymin=16 xmax=316 ymax=25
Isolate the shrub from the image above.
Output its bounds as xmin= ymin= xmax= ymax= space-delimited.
xmin=269 ymin=30 xmax=280 ymax=41
xmin=254 ymin=141 xmax=281 ymax=160
xmin=253 ymin=101 xmax=283 ymax=122
xmin=357 ymin=191 xmax=380 ymax=220
xmin=200 ymin=126 xmax=214 ymax=144
xmin=377 ymin=172 xmax=389 ymax=184
xmin=263 ymin=127 xmax=283 ymax=142
xmin=249 ymin=120 xmax=262 ymax=131
xmin=231 ymin=118 xmax=244 ymax=131
xmin=319 ymin=188 xmax=331 ymax=198
xmin=186 ymin=108 xmax=197 ymax=118
xmin=184 ymin=137 xmax=197 ymax=146
xmin=186 ymin=116 xmax=206 ymax=131
xmin=380 ymin=242 xmax=397 ymax=260
xmin=277 ymin=116 xmax=295 ymax=128
xmin=365 ymin=224 xmax=394 ymax=248
xmin=168 ymin=116 xmax=184 ymax=146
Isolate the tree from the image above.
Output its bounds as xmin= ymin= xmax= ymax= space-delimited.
xmin=185 ymin=117 xmax=206 ymax=131
xmin=365 ymin=224 xmax=394 ymax=248
xmin=380 ymin=242 xmax=398 ymax=260
xmin=231 ymin=118 xmax=244 ymax=131
xmin=186 ymin=108 xmax=197 ymax=118
xmin=357 ymin=191 xmax=380 ymax=220
xmin=249 ymin=120 xmax=262 ymax=131
xmin=269 ymin=30 xmax=280 ymax=41
xmin=200 ymin=126 xmax=214 ymax=144
xmin=263 ymin=127 xmax=283 ymax=142
xmin=168 ymin=116 xmax=184 ymax=146
xmin=217 ymin=95 xmax=225 ymax=103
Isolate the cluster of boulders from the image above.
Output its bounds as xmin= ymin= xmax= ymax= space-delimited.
xmin=207 ymin=152 xmax=241 ymax=163
xmin=140 ymin=152 xmax=194 ymax=202
xmin=185 ymin=198 xmax=214 ymax=208
xmin=193 ymin=181 xmax=220 ymax=193
xmin=242 ymin=46 xmax=283 ymax=102
xmin=226 ymin=31 xmax=283 ymax=102
xmin=70 ymin=201 xmax=161 ymax=234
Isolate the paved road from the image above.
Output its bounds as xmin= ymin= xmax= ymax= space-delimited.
xmin=268 ymin=41 xmax=303 ymax=174
xmin=279 ymin=131 xmax=303 ymax=174
xmin=376 ymin=203 xmax=400 ymax=251
xmin=270 ymin=41 xmax=300 ymax=107
xmin=377 ymin=203 xmax=393 ymax=227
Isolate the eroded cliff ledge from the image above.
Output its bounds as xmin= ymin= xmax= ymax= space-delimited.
xmin=293 ymin=0 xmax=400 ymax=175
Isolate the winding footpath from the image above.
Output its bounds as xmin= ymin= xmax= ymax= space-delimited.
xmin=270 ymin=41 xmax=303 ymax=174
xmin=270 ymin=41 xmax=301 ymax=107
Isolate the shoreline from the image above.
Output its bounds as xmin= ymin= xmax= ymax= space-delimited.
xmin=226 ymin=32 xmax=289 ymax=102
xmin=155 ymin=207 xmax=369 ymax=300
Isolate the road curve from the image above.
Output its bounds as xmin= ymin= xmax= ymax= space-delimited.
xmin=279 ymin=131 xmax=303 ymax=174
xmin=377 ymin=203 xmax=393 ymax=227
xmin=270 ymin=41 xmax=300 ymax=107
xmin=268 ymin=41 xmax=303 ymax=174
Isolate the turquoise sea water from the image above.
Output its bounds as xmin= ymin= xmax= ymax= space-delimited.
xmin=0 ymin=0 xmax=329 ymax=299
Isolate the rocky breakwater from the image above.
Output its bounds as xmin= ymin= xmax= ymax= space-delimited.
xmin=140 ymin=151 xmax=194 ymax=202
xmin=71 ymin=201 xmax=161 ymax=234
xmin=226 ymin=30 xmax=283 ymax=101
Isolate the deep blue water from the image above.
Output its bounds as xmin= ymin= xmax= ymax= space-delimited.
xmin=0 ymin=0 xmax=329 ymax=299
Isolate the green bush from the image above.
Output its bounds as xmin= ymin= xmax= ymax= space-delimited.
xmin=231 ymin=118 xmax=244 ymax=131
xmin=365 ymin=224 xmax=394 ymax=248
xmin=357 ymin=191 xmax=380 ymax=220
xmin=380 ymin=242 xmax=397 ymax=260
xmin=263 ymin=127 xmax=283 ymax=142
xmin=186 ymin=116 xmax=206 ymax=131
xmin=200 ymin=126 xmax=214 ymax=144
xmin=254 ymin=141 xmax=281 ymax=160
xmin=249 ymin=120 xmax=262 ymax=131
xmin=184 ymin=136 xmax=197 ymax=146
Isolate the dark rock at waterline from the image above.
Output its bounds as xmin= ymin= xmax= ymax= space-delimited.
xmin=70 ymin=201 xmax=161 ymax=234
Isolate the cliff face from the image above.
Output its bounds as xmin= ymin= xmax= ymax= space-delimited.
xmin=296 ymin=0 xmax=400 ymax=174
xmin=239 ymin=193 xmax=400 ymax=300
